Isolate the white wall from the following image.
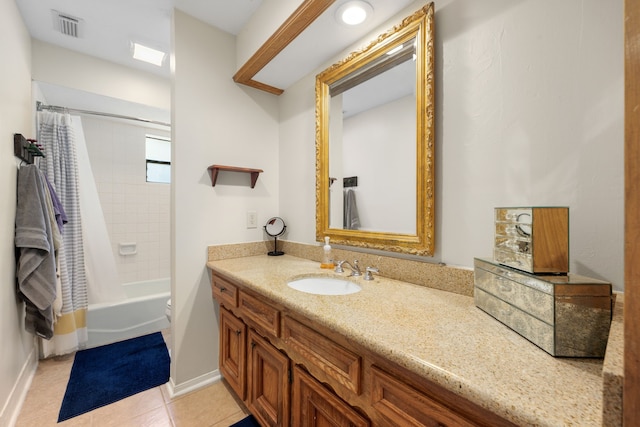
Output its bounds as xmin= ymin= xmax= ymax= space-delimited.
xmin=172 ymin=10 xmax=280 ymax=388
xmin=236 ymin=0 xmax=302 ymax=68
xmin=82 ymin=116 xmax=171 ymax=284
xmin=31 ymin=40 xmax=170 ymax=112
xmin=279 ymin=0 xmax=624 ymax=290
xmin=6 ymin=0 xmax=623 ymax=399
xmin=0 ymin=1 xmax=37 ymax=425
xmin=343 ymin=95 xmax=415 ymax=233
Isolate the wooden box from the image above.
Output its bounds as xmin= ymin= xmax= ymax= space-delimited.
xmin=494 ymin=207 xmax=569 ymax=274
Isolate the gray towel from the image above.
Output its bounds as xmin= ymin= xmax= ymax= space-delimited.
xmin=343 ymin=188 xmax=360 ymax=230
xmin=15 ymin=165 xmax=57 ymax=339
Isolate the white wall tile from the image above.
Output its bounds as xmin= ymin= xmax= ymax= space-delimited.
xmin=82 ymin=115 xmax=170 ymax=284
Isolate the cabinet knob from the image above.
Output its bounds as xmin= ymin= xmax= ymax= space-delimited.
xmin=220 ymin=286 xmax=226 ymax=292
xmin=251 ymin=341 xmax=256 ymax=349
xmin=236 ymin=329 xmax=242 ymax=336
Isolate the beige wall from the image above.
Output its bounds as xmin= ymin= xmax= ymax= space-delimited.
xmin=32 ymin=40 xmax=170 ymax=111
xmin=2 ymin=0 xmax=624 ymax=405
xmin=236 ymin=0 xmax=302 ymax=67
xmin=279 ymin=0 xmax=625 ymax=291
xmin=171 ymin=10 xmax=280 ymax=391
xmin=0 ymin=1 xmax=37 ymax=425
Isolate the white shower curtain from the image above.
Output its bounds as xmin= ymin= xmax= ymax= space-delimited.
xmin=37 ymin=110 xmax=88 ymax=356
xmin=37 ymin=112 xmax=127 ymax=357
xmin=71 ymin=116 xmax=125 ymax=305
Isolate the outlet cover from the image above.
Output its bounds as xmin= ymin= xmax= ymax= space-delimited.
xmin=247 ymin=211 xmax=257 ymax=229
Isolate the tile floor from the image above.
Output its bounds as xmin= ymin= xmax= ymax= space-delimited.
xmin=15 ymin=331 xmax=248 ymax=427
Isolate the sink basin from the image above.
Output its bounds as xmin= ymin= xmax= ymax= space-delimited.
xmin=287 ymin=277 xmax=361 ymax=295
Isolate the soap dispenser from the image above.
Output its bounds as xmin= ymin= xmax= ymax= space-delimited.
xmin=320 ymin=236 xmax=333 ymax=269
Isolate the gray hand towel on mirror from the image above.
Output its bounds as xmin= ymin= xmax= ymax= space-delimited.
xmin=343 ymin=188 xmax=360 ymax=230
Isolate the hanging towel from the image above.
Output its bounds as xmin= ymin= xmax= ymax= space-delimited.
xmin=343 ymin=188 xmax=361 ymax=230
xmin=43 ymin=174 xmax=67 ymax=233
xmin=42 ymin=181 xmax=64 ymax=319
xmin=43 ymin=179 xmax=62 ymax=252
xmin=15 ymin=165 xmax=57 ymax=339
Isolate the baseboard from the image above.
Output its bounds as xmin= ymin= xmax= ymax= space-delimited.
xmin=165 ymin=369 xmax=221 ymax=399
xmin=0 ymin=342 xmax=38 ymax=427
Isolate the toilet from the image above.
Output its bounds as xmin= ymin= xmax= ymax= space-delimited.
xmin=165 ymin=298 xmax=171 ymax=322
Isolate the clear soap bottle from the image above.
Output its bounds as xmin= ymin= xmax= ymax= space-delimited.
xmin=320 ymin=236 xmax=333 ymax=269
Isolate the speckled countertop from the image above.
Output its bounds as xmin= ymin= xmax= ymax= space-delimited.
xmin=208 ymin=254 xmax=616 ymax=427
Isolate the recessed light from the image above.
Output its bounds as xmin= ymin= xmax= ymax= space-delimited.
xmin=132 ymin=43 xmax=165 ymax=66
xmin=336 ymin=1 xmax=373 ymax=26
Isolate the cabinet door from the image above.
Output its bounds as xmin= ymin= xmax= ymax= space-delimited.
xmin=292 ymin=366 xmax=369 ymax=427
xmin=371 ymin=366 xmax=476 ymax=427
xmin=247 ymin=329 xmax=290 ymax=427
xmin=220 ymin=307 xmax=246 ymax=399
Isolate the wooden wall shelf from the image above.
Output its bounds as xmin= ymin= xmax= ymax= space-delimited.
xmin=208 ymin=165 xmax=263 ymax=188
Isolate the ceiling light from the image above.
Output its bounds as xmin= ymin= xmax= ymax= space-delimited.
xmin=132 ymin=43 xmax=165 ymax=66
xmin=336 ymin=1 xmax=373 ymax=26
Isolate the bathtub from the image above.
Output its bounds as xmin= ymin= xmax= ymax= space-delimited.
xmin=86 ymin=278 xmax=171 ymax=349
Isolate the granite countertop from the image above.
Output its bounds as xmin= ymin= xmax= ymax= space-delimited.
xmin=208 ymin=254 xmax=614 ymax=427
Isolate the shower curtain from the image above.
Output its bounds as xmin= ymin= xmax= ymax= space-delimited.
xmin=37 ymin=110 xmax=88 ymax=356
xmin=71 ymin=116 xmax=124 ymax=305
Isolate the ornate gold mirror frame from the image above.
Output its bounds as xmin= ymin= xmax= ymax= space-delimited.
xmin=315 ymin=4 xmax=435 ymax=256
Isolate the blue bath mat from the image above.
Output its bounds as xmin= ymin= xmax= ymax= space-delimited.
xmin=230 ymin=415 xmax=260 ymax=427
xmin=58 ymin=331 xmax=170 ymax=422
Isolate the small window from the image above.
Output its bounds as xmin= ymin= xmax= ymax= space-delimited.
xmin=146 ymin=135 xmax=171 ymax=183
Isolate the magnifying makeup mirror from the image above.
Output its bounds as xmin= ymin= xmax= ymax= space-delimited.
xmin=264 ymin=217 xmax=286 ymax=256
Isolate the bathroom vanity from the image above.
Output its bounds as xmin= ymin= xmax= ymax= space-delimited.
xmin=208 ymin=254 xmax=616 ymax=426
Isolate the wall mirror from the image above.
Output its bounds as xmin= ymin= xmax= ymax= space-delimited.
xmin=315 ymin=4 xmax=435 ymax=256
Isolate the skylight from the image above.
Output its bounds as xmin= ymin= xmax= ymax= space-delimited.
xmin=132 ymin=43 xmax=165 ymax=66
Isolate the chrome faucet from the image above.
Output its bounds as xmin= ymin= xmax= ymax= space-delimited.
xmin=364 ymin=267 xmax=379 ymax=281
xmin=334 ymin=260 xmax=361 ymax=276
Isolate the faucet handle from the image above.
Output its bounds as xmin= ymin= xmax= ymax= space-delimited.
xmin=334 ymin=260 xmax=346 ymax=273
xmin=350 ymin=260 xmax=361 ymax=276
xmin=364 ymin=267 xmax=379 ymax=281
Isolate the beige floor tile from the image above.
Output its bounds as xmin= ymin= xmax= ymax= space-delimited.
xmin=16 ymin=356 xmax=75 ymax=425
xmin=210 ymin=410 xmax=249 ymax=427
xmin=128 ymin=406 xmax=174 ymax=427
xmin=88 ymin=387 xmax=166 ymax=424
xmin=57 ymin=412 xmax=93 ymax=427
xmin=16 ymin=335 xmax=248 ymax=427
xmin=167 ymin=382 xmax=243 ymax=427
xmin=160 ymin=383 xmax=174 ymax=404
xmin=93 ymin=405 xmax=173 ymax=427
xmin=16 ymin=397 xmax=64 ymax=425
xmin=15 ymin=410 xmax=92 ymax=427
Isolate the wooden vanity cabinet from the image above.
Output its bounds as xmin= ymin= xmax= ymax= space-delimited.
xmin=292 ymin=365 xmax=370 ymax=427
xmin=239 ymin=290 xmax=280 ymax=338
xmin=219 ymin=307 xmax=246 ymax=399
xmin=212 ymin=274 xmax=239 ymax=308
xmin=247 ymin=329 xmax=290 ymax=427
xmin=211 ymin=271 xmax=515 ymax=427
xmin=283 ymin=315 xmax=361 ymax=396
xmin=370 ymin=366 xmax=476 ymax=427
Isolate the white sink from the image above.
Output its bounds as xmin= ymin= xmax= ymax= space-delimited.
xmin=287 ymin=277 xmax=361 ymax=295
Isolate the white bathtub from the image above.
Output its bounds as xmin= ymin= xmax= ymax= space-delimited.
xmin=86 ymin=278 xmax=171 ymax=349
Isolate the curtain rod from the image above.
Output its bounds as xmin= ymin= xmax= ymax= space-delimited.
xmin=36 ymin=101 xmax=170 ymax=128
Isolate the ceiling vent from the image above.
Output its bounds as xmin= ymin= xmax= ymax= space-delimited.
xmin=52 ymin=10 xmax=82 ymax=38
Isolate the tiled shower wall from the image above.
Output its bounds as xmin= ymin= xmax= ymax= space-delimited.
xmin=81 ymin=115 xmax=171 ymax=284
